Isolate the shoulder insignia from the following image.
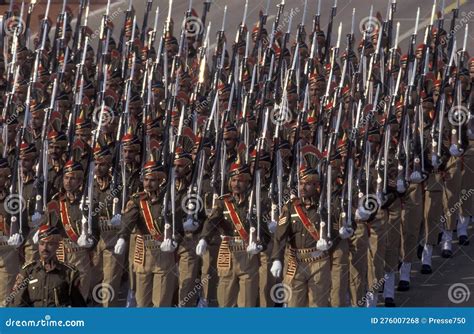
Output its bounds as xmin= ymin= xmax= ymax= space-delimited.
xmin=21 ymin=261 xmax=37 ymax=270
xmin=278 ymin=216 xmax=288 ymax=226
xmin=124 ymin=199 xmax=137 ymax=213
xmin=218 ymin=193 xmax=231 ymax=200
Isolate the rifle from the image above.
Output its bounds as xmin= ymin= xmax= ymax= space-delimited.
xmin=324 ymin=0 xmax=337 ymax=63
xmin=140 ymin=0 xmax=153 ymax=44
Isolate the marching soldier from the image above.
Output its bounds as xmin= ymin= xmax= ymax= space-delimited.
xmin=270 ymin=165 xmax=331 ymax=307
xmin=90 ymin=145 xmax=125 ymax=307
xmin=0 ymin=158 xmax=25 ymax=307
xmin=41 ymin=159 xmax=99 ymax=300
xmin=197 ymin=162 xmax=271 ymax=307
xmin=114 ymin=161 xmax=183 ymax=307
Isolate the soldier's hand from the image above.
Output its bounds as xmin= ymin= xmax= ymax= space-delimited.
xmin=196 ymin=239 xmax=207 ymax=256
xmin=270 ymin=260 xmax=282 ymax=278
xmin=110 ymin=214 xmax=122 ymax=227
xmin=7 ymin=233 xmax=23 ymax=248
xmin=31 ymin=212 xmax=43 ymax=227
xmin=114 ymin=238 xmax=126 ymax=255
xmin=77 ymin=234 xmax=94 ymax=248
xmin=449 ymin=144 xmax=464 ymax=157
xmin=183 ymin=218 xmax=200 ymax=232
xmin=246 ymin=241 xmax=262 ymax=255
xmin=160 ymin=239 xmax=177 ymax=252
xmin=268 ymin=220 xmax=278 ymax=234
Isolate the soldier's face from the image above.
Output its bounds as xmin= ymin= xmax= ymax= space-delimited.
xmin=95 ymin=161 xmax=110 ymax=177
xmin=299 ymin=179 xmax=319 ymax=198
xmin=7 ymin=126 xmax=16 ymax=142
xmin=123 ymin=146 xmax=139 ymax=165
xmin=48 ymin=143 xmax=65 ymax=160
xmin=39 ymin=240 xmax=59 ymax=261
xmin=143 ymin=174 xmax=161 ymax=192
xmin=224 ymin=136 xmax=237 ymax=150
xmin=63 ymin=173 xmax=83 ymax=193
xmin=0 ymin=171 xmax=10 ymax=187
xmin=230 ymin=177 xmax=249 ymax=195
xmin=31 ymin=112 xmax=44 ymax=130
xmin=20 ymin=158 xmax=35 ymax=172
xmin=174 ymin=162 xmax=190 ymax=179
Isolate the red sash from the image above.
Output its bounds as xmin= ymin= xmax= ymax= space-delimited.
xmin=59 ymin=200 xmax=79 ymax=242
xmin=139 ymin=199 xmax=163 ymax=241
xmin=223 ymin=197 xmax=249 ymax=243
xmin=293 ymin=201 xmax=320 ymax=241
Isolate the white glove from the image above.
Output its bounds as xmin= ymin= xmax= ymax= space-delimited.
xmin=32 ymin=229 xmax=40 ymax=244
xmin=246 ymin=241 xmax=262 ymax=255
xmin=8 ymin=233 xmax=23 ymax=248
xmin=449 ymin=144 xmax=463 ymax=157
xmin=195 ymin=239 xmax=207 ymax=256
xmin=396 ymin=178 xmax=407 ymax=193
xmin=355 ymin=206 xmax=371 ymax=221
xmin=270 ymin=260 xmax=282 ymax=278
xmin=409 ymin=171 xmax=423 ymax=183
xmin=77 ymin=234 xmax=94 ymax=248
xmin=114 ymin=238 xmax=126 ymax=255
xmin=316 ymin=238 xmax=332 ymax=251
xmin=31 ymin=212 xmax=43 ymax=227
xmin=109 ymin=214 xmax=122 ymax=227
xmin=160 ymin=239 xmax=177 ymax=252
xmin=339 ymin=226 xmax=354 ymax=239
xmin=183 ymin=218 xmax=199 ymax=232
xmin=268 ymin=220 xmax=277 ymax=234
xmin=431 ymin=154 xmax=441 ymax=169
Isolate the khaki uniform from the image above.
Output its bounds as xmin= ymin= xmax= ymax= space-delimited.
xmin=272 ymin=198 xmax=331 ymax=307
xmin=119 ymin=191 xmax=183 ymax=307
xmin=90 ymin=177 xmax=125 ymax=307
xmin=0 ymin=194 xmax=22 ymax=307
xmin=9 ymin=260 xmax=86 ymax=307
xmin=460 ymin=140 xmax=474 ymax=216
xmin=349 ymin=221 xmax=368 ymax=306
xmin=400 ymin=184 xmax=423 ymax=262
xmin=200 ymin=193 xmax=270 ymax=307
xmin=45 ymin=193 xmax=99 ymax=300
xmin=21 ymin=178 xmax=39 ymax=264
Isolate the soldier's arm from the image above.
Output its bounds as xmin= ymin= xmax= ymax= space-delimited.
xmin=199 ymin=198 xmax=223 ymax=243
xmin=69 ymin=269 xmax=86 ymax=307
xmin=8 ymin=267 xmax=33 ymax=307
xmin=271 ymin=204 xmax=291 ymax=263
xmin=118 ymin=198 xmax=140 ymax=241
xmin=257 ymin=197 xmax=272 ymax=250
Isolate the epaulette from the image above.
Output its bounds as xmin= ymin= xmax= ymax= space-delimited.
xmin=21 ymin=261 xmax=37 ymax=270
xmin=217 ymin=193 xmax=231 ymax=200
xmin=60 ymin=262 xmax=79 ymax=273
xmin=132 ymin=192 xmax=146 ymax=200
xmin=51 ymin=192 xmax=64 ymax=201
